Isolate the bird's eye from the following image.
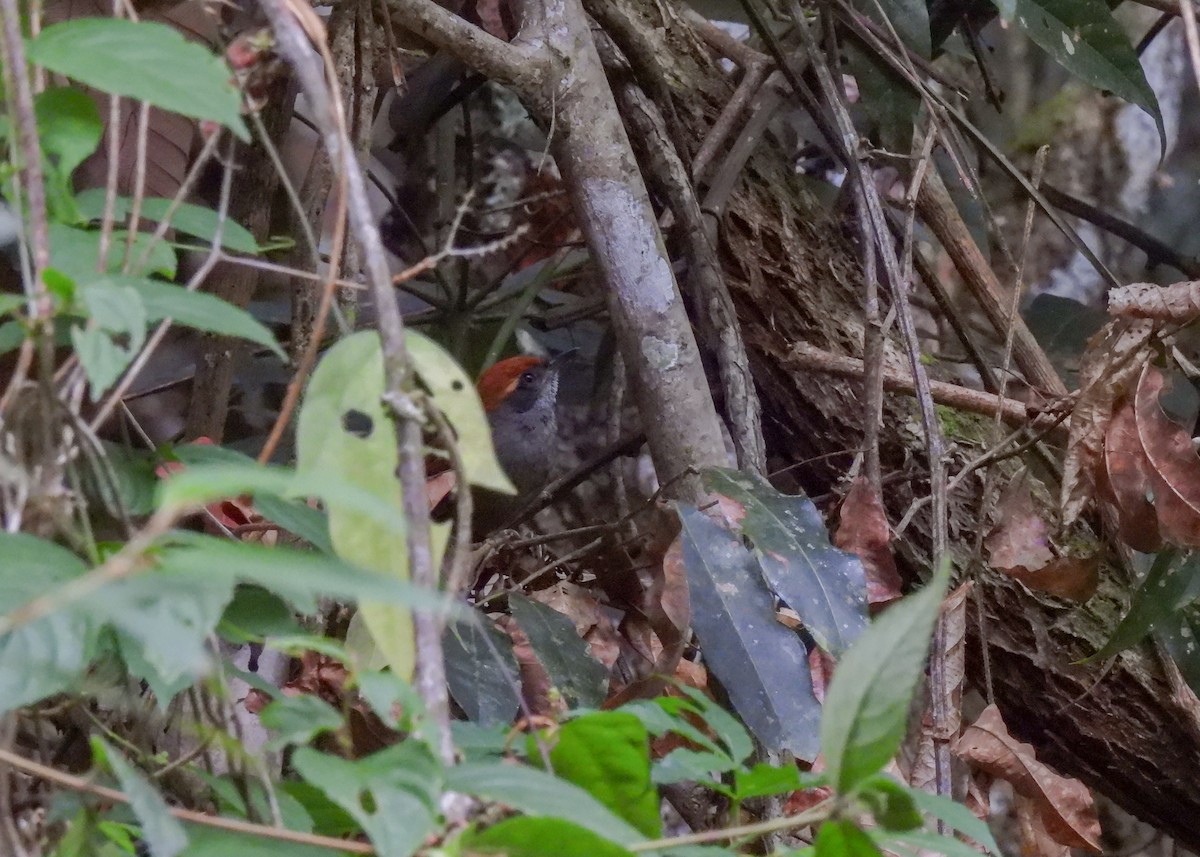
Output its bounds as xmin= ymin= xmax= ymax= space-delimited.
xmin=521 ymin=371 xmax=535 ymax=383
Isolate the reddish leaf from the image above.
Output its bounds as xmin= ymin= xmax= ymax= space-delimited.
xmin=497 ymin=614 xmax=561 ymax=719
xmin=834 ymin=476 xmax=902 ymax=610
xmin=1061 ymin=319 xmax=1154 ymax=526
xmin=1133 ymin=364 xmax=1200 ymax=546
xmin=531 ymin=582 xmax=621 ymax=670
xmin=1099 ymin=400 xmax=1162 ymax=552
xmin=953 ymin=705 xmax=1101 ymax=851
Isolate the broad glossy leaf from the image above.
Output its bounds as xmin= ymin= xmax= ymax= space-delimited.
xmin=93 ymin=738 xmax=188 ymax=857
xmin=530 ymin=711 xmax=659 ymax=837
xmin=444 ymin=616 xmax=520 ymax=727
xmin=297 ymin=331 xmax=415 ymax=679
xmin=465 ymin=817 xmax=634 ymax=857
xmin=28 ymin=19 xmax=248 ymax=139
xmin=444 ymin=762 xmax=645 ymax=847
xmin=509 ymin=593 xmax=608 ymax=708
xmin=1089 ymin=550 xmax=1196 ymax=660
xmin=218 ymin=585 xmax=303 ymax=643
xmin=820 ymin=561 xmax=949 ymax=793
xmin=0 ymin=534 xmax=95 ymax=711
xmin=292 ymin=743 xmax=441 ymax=857
xmin=408 ymin=331 xmax=513 ymax=494
xmin=260 ymin=694 xmax=342 ymax=750
xmin=76 ymin=190 xmax=259 ymax=254
xmin=998 ymin=0 xmax=1163 ymax=153
xmin=677 ymin=507 xmax=821 ymax=759
xmin=704 ymin=468 xmax=868 ymax=656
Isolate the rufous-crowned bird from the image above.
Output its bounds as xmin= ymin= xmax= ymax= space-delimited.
xmin=470 ymin=352 xmax=569 ymax=535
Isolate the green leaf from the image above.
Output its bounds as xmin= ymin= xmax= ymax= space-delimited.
xmin=855 ymin=775 xmax=921 ymax=831
xmin=127 ymin=278 xmax=284 ymax=359
xmin=820 ymin=561 xmax=950 ymax=793
xmin=27 ymin=19 xmax=248 ymax=140
xmin=530 ymin=711 xmax=660 ymax=837
xmin=905 ymin=787 xmax=1000 ymax=855
xmin=260 ymin=694 xmax=343 ymax=750
xmin=734 ymin=763 xmax=806 ymax=801
xmin=71 ymin=325 xmax=132 ymax=397
xmin=509 ymin=594 xmax=609 ymax=708
xmin=465 ymin=817 xmax=635 ymax=857
xmin=279 ymin=781 xmax=359 ymax=839
xmin=408 ymin=331 xmax=514 ymax=494
xmin=157 ymin=534 xmax=457 ymax=618
xmin=50 ymin=222 xmax=176 ymax=280
xmin=676 ymin=506 xmax=821 ymax=759
xmin=873 ymin=829 xmax=997 ymax=857
xmin=0 ymin=294 xmax=23 ymax=317
xmin=179 ymin=827 xmax=337 ymax=857
xmin=92 ymin=738 xmax=188 ymax=857
xmin=850 ymin=0 xmax=929 ymax=58
xmin=250 ymin=493 xmax=333 ymax=553
xmin=297 ymin=331 xmax=416 ymax=680
xmin=815 ymin=820 xmax=883 ymax=857
xmin=0 ymin=533 xmax=95 ymax=712
xmin=998 ymin=0 xmax=1164 ymax=154
xmin=444 ymin=761 xmax=646 ymax=847
xmin=703 ymin=468 xmax=868 ymax=655
xmin=76 ymin=190 xmax=260 ymax=254
xmin=292 ymin=743 xmax=442 ymax=857
xmin=1088 ymin=550 xmax=1193 ymax=661
xmin=444 ymin=616 xmax=520 ymax=727
xmin=35 ymin=87 xmax=102 ymax=221
xmin=218 ymin=585 xmax=303 ymax=643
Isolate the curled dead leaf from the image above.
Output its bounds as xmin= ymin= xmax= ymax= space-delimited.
xmin=953 ymin=705 xmax=1101 ymax=852
xmin=1109 ymin=281 xmax=1200 ymax=323
xmin=1061 ymin=319 xmax=1154 ymax=526
xmin=1133 ymin=364 xmax=1200 ymax=547
xmin=834 ymin=476 xmax=902 ymax=611
xmin=1099 ymin=400 xmax=1163 ymax=552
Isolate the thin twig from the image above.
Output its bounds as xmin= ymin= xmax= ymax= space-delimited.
xmin=0 ymin=745 xmax=374 ymax=854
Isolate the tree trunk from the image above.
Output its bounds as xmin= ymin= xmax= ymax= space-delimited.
xmin=592 ymin=0 xmax=1200 ymax=845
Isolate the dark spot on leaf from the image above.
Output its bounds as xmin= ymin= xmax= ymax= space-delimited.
xmin=451 ymin=379 xmax=464 ymax=391
xmin=342 ymin=409 xmax=373 ymax=438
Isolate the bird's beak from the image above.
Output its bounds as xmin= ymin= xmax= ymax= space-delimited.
xmin=548 ymin=348 xmax=578 ymax=370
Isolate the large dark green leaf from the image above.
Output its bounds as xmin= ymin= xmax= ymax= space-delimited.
xmin=179 ymin=828 xmax=337 ymax=857
xmin=820 ymin=562 xmax=949 ymax=793
xmin=1089 ymin=551 xmax=1196 ymax=661
xmin=27 ymin=18 xmax=248 ymax=139
xmin=127 ymin=278 xmax=284 ymax=359
xmin=997 ymin=0 xmax=1163 ymax=153
xmin=704 ymin=468 xmax=868 ymax=655
xmin=816 ymin=821 xmax=884 ymax=857
xmin=444 ymin=616 xmax=520 ymax=727
xmin=260 ymin=694 xmax=343 ymax=750
xmin=677 ymin=507 xmax=821 ymax=760
xmin=530 ymin=711 xmax=660 ymax=838
xmin=509 ymin=594 xmax=608 ymax=709
xmin=49 ymin=222 xmax=176 ymax=280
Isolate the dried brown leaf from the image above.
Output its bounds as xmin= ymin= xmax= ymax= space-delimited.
xmin=1099 ymin=400 xmax=1162 ymax=552
xmin=953 ymin=705 xmax=1101 ymax=851
xmin=1016 ymin=793 xmax=1072 ymax=857
xmin=531 ymin=582 xmax=621 ymax=669
xmin=988 ymin=478 xmax=1099 ymax=601
xmin=834 ymin=476 xmax=902 ymax=610
xmin=497 ymin=614 xmax=561 ymax=718
xmin=1061 ymin=319 xmax=1154 ymax=526
xmin=1134 ymin=364 xmax=1200 ymax=546
xmin=1109 ymin=281 xmax=1200 ymax=323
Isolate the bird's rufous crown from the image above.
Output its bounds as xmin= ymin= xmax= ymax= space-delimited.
xmin=476 ymin=356 xmax=546 ymax=412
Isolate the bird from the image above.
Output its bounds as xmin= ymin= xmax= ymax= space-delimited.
xmin=470 ymin=352 xmax=570 ymax=535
